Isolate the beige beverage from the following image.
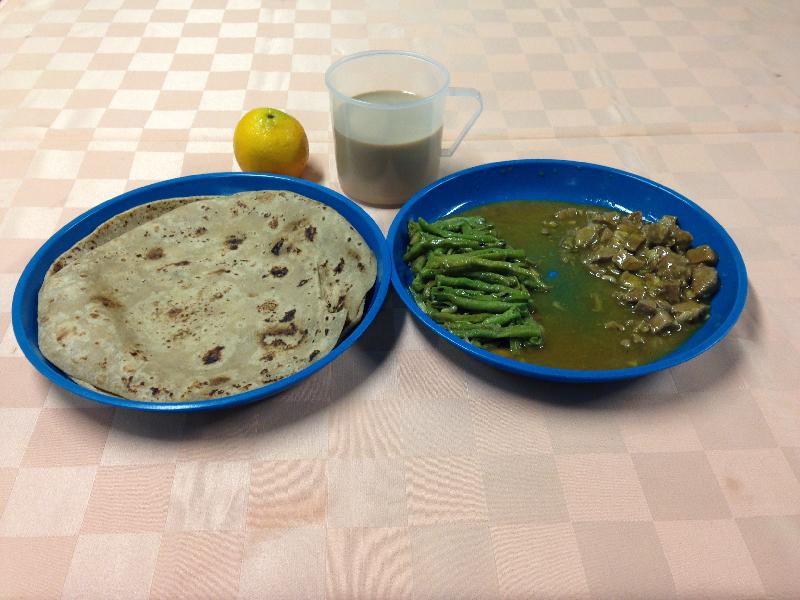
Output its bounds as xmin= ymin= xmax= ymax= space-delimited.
xmin=333 ymin=90 xmax=442 ymax=206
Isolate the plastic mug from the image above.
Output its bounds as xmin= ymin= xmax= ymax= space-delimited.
xmin=325 ymin=50 xmax=483 ymax=207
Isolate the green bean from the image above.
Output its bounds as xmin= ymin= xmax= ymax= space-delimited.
xmin=457 ymin=247 xmax=525 ymax=260
xmin=445 ymin=322 xmax=543 ymax=343
xmin=403 ymin=241 xmax=429 ymax=262
xmin=425 ymin=234 xmax=503 ymax=246
xmin=411 ymin=255 xmax=427 ymax=273
xmin=403 ymin=237 xmax=501 ymax=261
xmin=450 ymin=253 xmax=550 ymax=291
xmin=520 ymin=273 xmax=550 ymax=292
xmin=432 ymin=286 xmax=532 ymax=304
xmin=429 ymin=291 xmax=519 ymax=313
xmin=435 ymin=275 xmax=530 ymax=296
xmin=417 ymin=218 xmax=447 ymax=236
xmin=435 ymin=274 xmax=497 ymax=292
xmin=429 ymin=311 xmax=494 ymax=323
xmin=481 ymin=307 xmax=522 ymax=327
xmin=411 ymin=290 xmax=428 ymax=309
xmin=518 ymin=260 xmax=549 ymax=290
xmin=434 ymin=286 xmax=485 ymax=297
xmin=463 ymin=271 xmax=521 ymax=288
xmin=424 ymin=254 xmax=507 ymax=273
xmin=421 ymin=278 xmax=436 ymax=300
xmin=434 ymin=216 xmax=488 ymax=231
xmin=411 ymin=273 xmax=425 ymax=292
xmin=418 ymin=218 xmax=500 ymax=243
xmin=423 ymin=255 xmax=540 ymax=282
xmin=403 ymin=241 xmax=432 ymax=262
xmin=510 ymin=338 xmax=523 ymax=352
xmin=421 ymin=234 xmax=501 ymax=248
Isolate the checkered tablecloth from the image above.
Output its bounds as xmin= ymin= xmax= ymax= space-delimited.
xmin=1 ymin=0 xmax=799 ymax=598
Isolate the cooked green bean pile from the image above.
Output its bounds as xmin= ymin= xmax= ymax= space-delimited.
xmin=404 ymin=215 xmax=547 ymax=352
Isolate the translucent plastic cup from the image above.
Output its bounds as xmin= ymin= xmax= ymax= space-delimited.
xmin=325 ymin=51 xmax=482 ymax=207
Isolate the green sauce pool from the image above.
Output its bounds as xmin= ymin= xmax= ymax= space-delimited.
xmin=462 ymin=200 xmax=702 ymax=370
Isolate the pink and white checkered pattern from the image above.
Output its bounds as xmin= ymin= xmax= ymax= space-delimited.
xmin=1 ymin=0 xmax=799 ymax=598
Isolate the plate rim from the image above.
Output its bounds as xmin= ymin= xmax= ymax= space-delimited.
xmin=12 ymin=172 xmax=390 ymax=411
xmin=387 ymin=158 xmax=749 ymax=382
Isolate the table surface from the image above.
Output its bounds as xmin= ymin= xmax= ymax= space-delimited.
xmin=1 ymin=0 xmax=799 ymax=598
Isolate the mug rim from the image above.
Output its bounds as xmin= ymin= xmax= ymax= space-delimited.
xmin=324 ymin=50 xmax=451 ymax=109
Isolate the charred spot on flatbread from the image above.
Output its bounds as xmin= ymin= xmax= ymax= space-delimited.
xmin=91 ymin=295 xmax=121 ymax=309
xmin=257 ymin=300 xmax=278 ymax=313
xmin=262 ymin=323 xmax=297 ymax=337
xmin=157 ymin=260 xmax=190 ymax=271
xmin=225 ymin=234 xmax=245 ymax=250
xmin=270 ymin=266 xmax=288 ymax=277
xmin=56 ymin=327 xmax=73 ymax=342
xmin=201 ymin=345 xmax=224 ymax=365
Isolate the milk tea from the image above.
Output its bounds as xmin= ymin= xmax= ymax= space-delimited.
xmin=333 ymin=90 xmax=442 ymax=206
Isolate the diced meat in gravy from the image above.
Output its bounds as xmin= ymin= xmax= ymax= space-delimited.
xmin=556 ymin=205 xmax=721 ymax=344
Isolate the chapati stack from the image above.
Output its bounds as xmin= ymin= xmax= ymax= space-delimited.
xmin=37 ymin=190 xmax=376 ymax=402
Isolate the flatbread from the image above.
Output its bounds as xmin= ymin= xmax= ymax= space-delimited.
xmin=37 ymin=190 xmax=376 ymax=402
xmin=49 ymin=196 xmax=212 ymax=274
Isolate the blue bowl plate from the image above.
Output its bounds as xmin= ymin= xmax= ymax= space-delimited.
xmin=388 ymin=159 xmax=748 ymax=382
xmin=13 ymin=173 xmax=390 ymax=411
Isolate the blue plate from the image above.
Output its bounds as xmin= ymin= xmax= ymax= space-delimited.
xmin=388 ymin=159 xmax=748 ymax=382
xmin=13 ymin=173 xmax=390 ymax=411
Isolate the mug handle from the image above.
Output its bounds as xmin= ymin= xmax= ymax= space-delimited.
xmin=441 ymin=87 xmax=483 ymax=157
